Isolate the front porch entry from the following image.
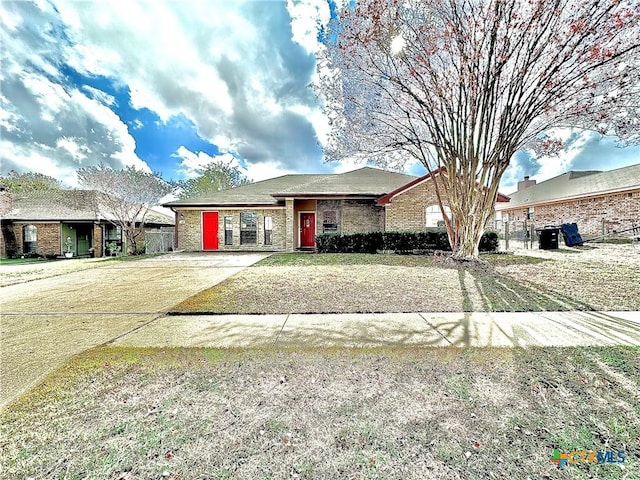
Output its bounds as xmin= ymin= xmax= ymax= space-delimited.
xmin=61 ymin=223 xmax=94 ymax=256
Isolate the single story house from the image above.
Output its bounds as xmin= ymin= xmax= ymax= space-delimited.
xmin=164 ymin=166 xmax=510 ymax=252
xmin=496 ymin=163 xmax=640 ymax=237
xmin=0 ymin=189 xmax=174 ymax=258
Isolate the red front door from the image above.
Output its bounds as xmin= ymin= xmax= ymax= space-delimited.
xmin=300 ymin=212 xmax=315 ymax=248
xmin=202 ymin=211 xmax=219 ymax=250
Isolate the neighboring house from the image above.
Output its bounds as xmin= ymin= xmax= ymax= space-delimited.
xmin=496 ymin=163 xmax=640 ymax=237
xmin=164 ymin=167 xmax=510 ymax=252
xmin=0 ymin=189 xmax=174 ymax=258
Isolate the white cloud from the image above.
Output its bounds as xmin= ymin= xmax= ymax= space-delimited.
xmin=52 ymin=0 xmax=323 ymax=169
xmin=173 ymin=146 xmax=245 ymax=179
xmin=286 ymin=0 xmax=330 ymax=53
xmin=244 ymin=161 xmax=298 ymax=182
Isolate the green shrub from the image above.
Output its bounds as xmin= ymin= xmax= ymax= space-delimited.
xmin=316 ymin=230 xmax=499 ymax=254
xmin=479 ymin=231 xmax=499 ymax=252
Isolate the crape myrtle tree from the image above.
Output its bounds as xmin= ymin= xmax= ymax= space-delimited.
xmin=77 ymin=164 xmax=172 ymax=255
xmin=317 ymin=0 xmax=640 ymax=260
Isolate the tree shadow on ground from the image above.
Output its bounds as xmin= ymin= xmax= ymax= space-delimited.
xmin=461 ymin=265 xmax=595 ymax=312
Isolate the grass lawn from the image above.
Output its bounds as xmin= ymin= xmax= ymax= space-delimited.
xmin=1 ymin=346 xmax=638 ymax=479
xmin=171 ymin=253 xmax=640 ymax=314
xmin=0 ymin=257 xmax=59 ymax=265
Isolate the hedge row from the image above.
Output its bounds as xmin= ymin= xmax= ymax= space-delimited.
xmin=316 ymin=230 xmax=499 ymax=254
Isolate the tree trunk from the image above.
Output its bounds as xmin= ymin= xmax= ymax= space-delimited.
xmin=451 ymin=219 xmax=482 ymax=261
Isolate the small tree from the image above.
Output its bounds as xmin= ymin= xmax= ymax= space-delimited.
xmin=76 ymin=164 xmax=172 ymax=255
xmin=317 ymin=0 xmax=639 ymax=260
xmin=175 ymin=160 xmax=250 ymax=199
xmin=0 ymin=170 xmax=64 ymax=193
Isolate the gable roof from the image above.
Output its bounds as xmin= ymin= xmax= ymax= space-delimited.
xmin=164 ymin=167 xmax=417 ymax=207
xmin=497 ymin=163 xmax=640 ymax=210
xmin=377 ymin=168 xmax=510 ymax=205
xmin=1 ymin=189 xmax=174 ymax=225
xmin=272 ymin=167 xmax=416 ymax=197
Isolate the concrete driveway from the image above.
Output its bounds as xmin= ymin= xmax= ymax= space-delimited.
xmin=0 ymin=252 xmax=269 ymax=408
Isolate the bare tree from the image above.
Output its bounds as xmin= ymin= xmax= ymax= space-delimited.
xmin=317 ymin=0 xmax=639 ymax=260
xmin=76 ymin=164 xmax=171 ymax=255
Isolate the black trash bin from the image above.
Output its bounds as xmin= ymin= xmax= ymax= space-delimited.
xmin=536 ymin=226 xmax=560 ymax=250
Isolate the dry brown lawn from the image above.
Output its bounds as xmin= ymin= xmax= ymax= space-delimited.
xmin=1 ymin=346 xmax=638 ymax=479
xmin=172 ymin=248 xmax=640 ymax=314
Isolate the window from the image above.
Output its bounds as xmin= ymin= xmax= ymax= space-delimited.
xmin=264 ymin=216 xmax=273 ymax=245
xmin=527 ymin=207 xmax=535 ymax=220
xmin=224 ymin=216 xmax=233 ymax=245
xmin=23 ymin=224 xmax=37 ymax=254
xmin=104 ymin=224 xmax=122 ymax=241
xmin=425 ymin=205 xmax=451 ymax=228
xmin=240 ymin=211 xmax=257 ymax=245
xmin=104 ymin=224 xmax=123 ymax=256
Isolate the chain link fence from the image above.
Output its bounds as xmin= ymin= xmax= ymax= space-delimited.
xmin=144 ymin=230 xmax=175 ymax=254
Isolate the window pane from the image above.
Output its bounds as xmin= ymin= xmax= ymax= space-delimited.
xmin=425 ymin=205 xmax=451 ymax=228
xmin=240 ymin=211 xmax=257 ymax=245
xmin=264 ymin=216 xmax=272 ymax=245
xmin=23 ymin=225 xmax=37 ymax=242
xmin=224 ymin=216 xmax=233 ymax=245
xmin=105 ymin=225 xmax=122 ymax=241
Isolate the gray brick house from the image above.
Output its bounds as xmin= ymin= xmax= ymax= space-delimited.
xmin=164 ymin=167 xmax=510 ymax=252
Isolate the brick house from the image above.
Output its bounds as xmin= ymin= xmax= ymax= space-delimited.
xmin=495 ymin=163 xmax=640 ymax=237
xmin=164 ymin=167 xmax=510 ymax=252
xmin=0 ymin=189 xmax=174 ymax=258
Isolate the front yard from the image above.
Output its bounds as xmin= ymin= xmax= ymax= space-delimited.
xmin=1 ymin=346 xmax=638 ymax=479
xmin=172 ymin=250 xmax=640 ymax=314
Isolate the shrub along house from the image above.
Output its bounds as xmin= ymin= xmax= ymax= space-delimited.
xmin=0 ymin=189 xmax=174 ymax=258
xmin=164 ymin=167 xmax=510 ymax=252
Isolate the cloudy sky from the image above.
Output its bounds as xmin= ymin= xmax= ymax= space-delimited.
xmin=1 ymin=0 xmax=638 ymax=194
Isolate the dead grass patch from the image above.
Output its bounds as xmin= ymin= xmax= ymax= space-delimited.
xmin=1 ymin=346 xmax=638 ymax=479
xmin=171 ymin=253 xmax=638 ymax=314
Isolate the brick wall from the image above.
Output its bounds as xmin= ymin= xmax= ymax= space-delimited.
xmin=341 ymin=200 xmax=384 ymax=233
xmin=93 ymin=224 xmax=103 ymax=257
xmin=316 ymin=199 xmax=384 ymax=234
xmin=7 ymin=222 xmax=61 ymax=257
xmin=175 ymin=208 xmax=286 ymax=251
xmin=385 ymin=181 xmax=440 ymax=231
xmin=500 ymin=189 xmax=640 ymax=237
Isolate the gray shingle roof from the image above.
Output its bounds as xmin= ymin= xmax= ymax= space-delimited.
xmin=2 ymin=190 xmax=174 ymax=225
xmin=164 ymin=167 xmax=417 ymax=207
xmin=497 ymin=163 xmax=640 ymax=209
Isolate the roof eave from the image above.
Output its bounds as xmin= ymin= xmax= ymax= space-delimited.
xmin=165 ymin=202 xmax=283 ymax=208
xmin=270 ymin=193 xmax=384 ymax=199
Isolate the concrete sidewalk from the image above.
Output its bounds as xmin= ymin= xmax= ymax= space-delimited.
xmin=113 ymin=310 xmax=640 ymax=348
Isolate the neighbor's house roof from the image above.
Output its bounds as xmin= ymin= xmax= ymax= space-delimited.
xmin=164 ymin=167 xmax=417 ymax=207
xmin=496 ymin=163 xmax=640 ymax=211
xmin=1 ymin=190 xmax=174 ymax=225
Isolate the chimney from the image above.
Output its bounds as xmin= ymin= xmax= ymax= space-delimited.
xmin=0 ymin=188 xmax=13 ymax=216
xmin=517 ymin=176 xmax=536 ymax=192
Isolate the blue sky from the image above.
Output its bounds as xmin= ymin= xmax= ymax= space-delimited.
xmin=1 ymin=0 xmax=638 ymax=194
